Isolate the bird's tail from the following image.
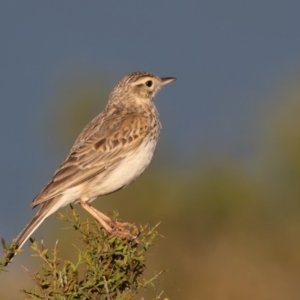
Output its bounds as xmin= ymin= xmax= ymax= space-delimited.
xmin=4 ymin=199 xmax=60 ymax=266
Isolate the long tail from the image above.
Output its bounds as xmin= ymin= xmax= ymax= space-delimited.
xmin=4 ymin=198 xmax=60 ymax=266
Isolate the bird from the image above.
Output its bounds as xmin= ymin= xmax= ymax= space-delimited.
xmin=4 ymin=71 xmax=176 ymax=265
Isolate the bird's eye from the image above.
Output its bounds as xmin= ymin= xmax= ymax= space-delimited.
xmin=145 ymin=80 xmax=153 ymax=87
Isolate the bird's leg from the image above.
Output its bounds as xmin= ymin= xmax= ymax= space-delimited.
xmin=79 ymin=200 xmax=113 ymax=233
xmin=79 ymin=200 xmax=139 ymax=239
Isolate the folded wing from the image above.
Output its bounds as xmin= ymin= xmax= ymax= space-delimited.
xmin=32 ymin=113 xmax=150 ymax=206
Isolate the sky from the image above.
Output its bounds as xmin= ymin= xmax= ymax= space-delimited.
xmin=1 ymin=1 xmax=300 ymax=246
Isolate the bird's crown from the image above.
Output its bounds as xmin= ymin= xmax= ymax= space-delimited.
xmin=110 ymin=71 xmax=176 ymax=102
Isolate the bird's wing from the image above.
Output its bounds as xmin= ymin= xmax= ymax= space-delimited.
xmin=32 ymin=113 xmax=150 ymax=206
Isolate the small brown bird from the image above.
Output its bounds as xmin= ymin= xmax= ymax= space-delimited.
xmin=5 ymin=71 xmax=176 ymax=265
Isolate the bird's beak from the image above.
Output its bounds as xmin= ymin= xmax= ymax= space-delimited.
xmin=160 ymin=77 xmax=177 ymax=86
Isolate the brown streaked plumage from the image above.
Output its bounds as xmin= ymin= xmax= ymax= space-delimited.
xmin=4 ymin=71 xmax=176 ymax=266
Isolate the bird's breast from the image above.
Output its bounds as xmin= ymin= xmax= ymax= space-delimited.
xmin=87 ymin=137 xmax=158 ymax=199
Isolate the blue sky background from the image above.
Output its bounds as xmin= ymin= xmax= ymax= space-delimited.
xmin=1 ymin=1 xmax=300 ymax=253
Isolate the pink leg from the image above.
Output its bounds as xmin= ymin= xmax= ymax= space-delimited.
xmin=79 ymin=200 xmax=138 ymax=239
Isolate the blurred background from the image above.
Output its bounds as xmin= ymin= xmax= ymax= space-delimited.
xmin=1 ymin=2 xmax=300 ymax=299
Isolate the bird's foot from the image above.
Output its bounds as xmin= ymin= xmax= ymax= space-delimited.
xmin=109 ymin=221 xmax=140 ymax=241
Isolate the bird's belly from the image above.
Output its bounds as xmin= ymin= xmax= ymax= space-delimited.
xmin=87 ymin=139 xmax=157 ymax=199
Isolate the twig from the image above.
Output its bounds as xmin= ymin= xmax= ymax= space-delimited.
xmin=102 ymin=276 xmax=111 ymax=300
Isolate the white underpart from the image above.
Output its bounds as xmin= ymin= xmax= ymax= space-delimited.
xmin=59 ymin=138 xmax=157 ymax=205
xmin=98 ymin=138 xmax=157 ymax=195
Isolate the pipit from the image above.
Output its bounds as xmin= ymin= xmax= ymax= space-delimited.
xmin=5 ymin=71 xmax=176 ymax=265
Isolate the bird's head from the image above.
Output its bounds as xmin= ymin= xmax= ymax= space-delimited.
xmin=110 ymin=71 xmax=176 ymax=105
